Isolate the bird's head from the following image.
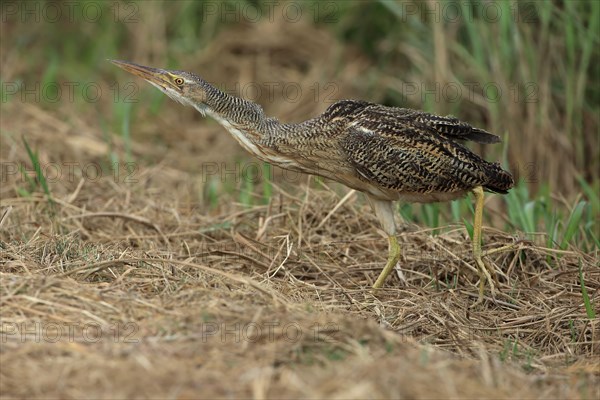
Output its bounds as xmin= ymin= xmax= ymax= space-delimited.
xmin=110 ymin=59 xmax=210 ymax=114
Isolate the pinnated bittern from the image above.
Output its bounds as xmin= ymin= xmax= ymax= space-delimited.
xmin=111 ymin=60 xmax=514 ymax=302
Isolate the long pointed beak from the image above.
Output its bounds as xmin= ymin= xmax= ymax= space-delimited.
xmin=109 ymin=59 xmax=171 ymax=89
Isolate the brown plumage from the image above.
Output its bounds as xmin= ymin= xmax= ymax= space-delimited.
xmin=111 ymin=60 xmax=514 ymax=302
xmin=264 ymin=100 xmax=513 ymax=203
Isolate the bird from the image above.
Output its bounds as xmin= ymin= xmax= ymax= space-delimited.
xmin=111 ymin=60 xmax=514 ymax=303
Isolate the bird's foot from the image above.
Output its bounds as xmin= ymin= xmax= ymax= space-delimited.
xmin=471 ymin=241 xmax=524 ymax=307
xmin=470 ymin=253 xmax=497 ymax=308
xmin=372 ymin=235 xmax=401 ymax=289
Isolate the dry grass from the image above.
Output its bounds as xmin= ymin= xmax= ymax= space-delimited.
xmin=1 ymin=11 xmax=598 ymax=399
xmin=1 ymin=99 xmax=598 ymax=399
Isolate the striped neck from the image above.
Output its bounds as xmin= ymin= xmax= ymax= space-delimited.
xmin=192 ymin=81 xmax=277 ymax=156
xmin=195 ymin=81 xmax=267 ymax=129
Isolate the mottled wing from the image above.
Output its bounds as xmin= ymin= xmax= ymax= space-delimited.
xmin=336 ymin=103 xmax=513 ymax=196
xmin=348 ymin=102 xmax=502 ymax=144
xmin=341 ymin=125 xmax=485 ymax=195
xmin=415 ymin=113 xmax=501 ymax=144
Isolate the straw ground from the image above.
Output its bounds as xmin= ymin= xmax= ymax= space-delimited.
xmin=1 ymin=4 xmax=598 ymax=397
xmin=1 ymin=99 xmax=598 ymax=398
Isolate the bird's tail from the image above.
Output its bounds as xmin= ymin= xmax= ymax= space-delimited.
xmin=483 ymin=162 xmax=514 ymax=194
xmin=418 ymin=114 xmax=502 ymax=144
xmin=463 ymin=127 xmax=502 ymax=144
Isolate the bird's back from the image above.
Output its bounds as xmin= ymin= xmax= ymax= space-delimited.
xmin=267 ymin=100 xmax=514 ymax=202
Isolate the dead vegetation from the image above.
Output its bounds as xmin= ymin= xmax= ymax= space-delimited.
xmin=1 ymin=6 xmax=599 ymax=399
xmin=1 ymin=100 xmax=598 ymax=399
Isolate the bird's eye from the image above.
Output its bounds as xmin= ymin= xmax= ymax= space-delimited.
xmin=175 ymin=78 xmax=184 ymax=86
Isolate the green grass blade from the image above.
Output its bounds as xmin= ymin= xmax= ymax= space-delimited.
xmin=560 ymin=201 xmax=586 ymax=249
xmin=18 ymin=164 xmax=36 ymax=194
xmin=204 ymin=178 xmax=219 ymax=209
xmin=399 ymin=204 xmax=413 ymax=223
xmin=463 ymin=218 xmax=474 ymax=241
xmin=421 ymin=203 xmax=440 ymax=233
xmin=577 ymin=175 xmax=600 ymax=215
xmin=578 ymin=260 xmax=596 ymax=320
xmin=41 ymin=52 xmax=59 ymax=103
xmin=120 ymin=102 xmax=133 ymax=163
xmin=22 ymin=136 xmax=53 ymax=205
xmin=262 ymin=163 xmax=272 ymax=204
xmin=451 ymin=201 xmax=461 ymax=224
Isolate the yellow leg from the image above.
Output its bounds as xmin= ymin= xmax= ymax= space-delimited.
xmin=373 ymin=234 xmax=401 ymax=288
xmin=471 ymin=186 xmax=496 ymax=305
xmin=369 ymin=198 xmax=402 ymax=289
